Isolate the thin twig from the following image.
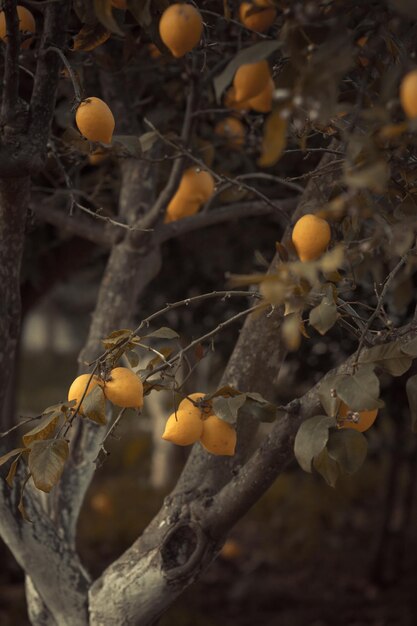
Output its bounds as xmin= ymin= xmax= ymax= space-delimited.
xmin=144 ymin=119 xmax=294 ymax=217
xmin=134 ymin=75 xmax=196 ymax=232
xmin=143 ymin=303 xmax=263 ymax=381
xmin=0 ymin=415 xmax=41 ymax=439
xmin=352 ymin=249 xmax=415 ymax=370
xmin=45 ymin=46 xmax=82 ymax=103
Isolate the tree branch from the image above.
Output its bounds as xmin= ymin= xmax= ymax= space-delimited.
xmin=155 ymin=198 xmax=296 ymax=244
xmin=28 ymin=0 xmax=70 ymax=161
xmin=1 ymin=0 xmax=20 ymax=125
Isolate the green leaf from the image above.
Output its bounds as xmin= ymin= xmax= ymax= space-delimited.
xmin=82 ymin=385 xmax=107 ymax=425
xmin=212 ymin=395 xmax=246 ymax=424
xmin=139 ymin=130 xmax=159 ymax=152
xmin=214 ymin=41 xmax=281 ymax=102
xmin=294 ymin=415 xmax=336 ymax=473
xmin=93 ymin=0 xmax=124 ymax=35
xmin=22 ymin=413 xmax=60 ymax=448
xmin=360 ymin=341 xmax=413 ymax=376
xmin=318 ymin=374 xmax=344 ymax=417
xmin=207 ymin=385 xmax=240 ymax=399
xmin=327 ymin=429 xmax=368 ymax=475
xmin=335 ymin=365 xmax=384 ymax=411
xmin=28 ymin=439 xmax=69 ymax=493
xmin=112 ymin=135 xmax=143 ymax=157
xmin=0 ymin=447 xmax=26 ymax=468
xmin=73 ymin=22 xmax=110 ymax=52
xmin=244 ymin=391 xmax=277 ymax=422
xmin=313 ymin=447 xmax=340 ymax=487
xmin=125 ymin=350 xmax=140 ymax=368
xmin=401 ymin=337 xmax=417 ymax=357
xmin=406 ymin=374 xmax=417 ymax=433
xmin=144 ymin=347 xmax=173 ymax=370
xmin=142 ymin=327 xmax=179 ymax=340
xmin=309 ymin=291 xmax=339 ymax=336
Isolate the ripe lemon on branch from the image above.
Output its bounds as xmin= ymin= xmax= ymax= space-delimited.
xmin=233 ymin=60 xmax=271 ymax=104
xmin=400 ymin=69 xmax=417 ymax=119
xmin=0 ymin=5 xmax=36 ymax=49
xmin=291 ymin=213 xmax=331 ymax=262
xmin=75 ymin=97 xmax=115 ymax=144
xmin=165 ymin=167 xmax=215 ymax=222
xmin=239 ymin=1 xmax=277 ymax=33
xmin=159 ymin=3 xmax=203 ymax=58
xmin=103 ymin=367 xmax=144 ymax=409
xmin=68 ymin=374 xmax=103 ymax=415
xmin=200 ymin=415 xmax=236 ymax=456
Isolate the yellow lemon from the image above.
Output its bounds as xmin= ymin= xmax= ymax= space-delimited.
xmin=291 ymin=213 xmax=331 ymax=262
xmin=104 ymin=367 xmax=144 ymax=409
xmin=68 ymin=373 xmax=103 ymax=415
xmin=162 ymin=409 xmax=204 ymax=445
xmin=200 ymin=415 xmax=236 ymax=456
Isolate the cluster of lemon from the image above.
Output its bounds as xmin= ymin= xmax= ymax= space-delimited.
xmin=68 ymin=372 xmax=236 ymax=455
xmin=162 ymin=393 xmax=237 ymax=456
xmin=68 ymin=367 xmax=144 ymax=412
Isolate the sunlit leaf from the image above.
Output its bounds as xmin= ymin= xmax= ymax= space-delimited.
xmin=282 ymin=313 xmax=301 ymax=351
xmin=94 ymin=0 xmax=124 ymax=35
xmin=23 ymin=413 xmax=60 ymax=448
xmin=73 ymin=22 xmax=111 ymax=51
xmin=28 ymin=439 xmax=69 ymax=493
xmin=0 ymin=447 xmax=26 ymax=467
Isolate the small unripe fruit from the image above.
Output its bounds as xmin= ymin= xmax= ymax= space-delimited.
xmin=291 ymin=213 xmax=331 ymax=262
xmin=103 ymin=367 xmax=143 ymax=409
xmin=159 ymin=3 xmax=203 ymax=58
xmin=75 ymin=97 xmax=115 ymax=144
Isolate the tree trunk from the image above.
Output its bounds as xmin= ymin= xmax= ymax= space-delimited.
xmin=0 ymin=177 xmax=29 ymax=425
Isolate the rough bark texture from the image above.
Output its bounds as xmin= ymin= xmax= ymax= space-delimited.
xmin=0 ymin=177 xmax=29 ymax=421
xmin=0 ymin=479 xmax=90 ymax=625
